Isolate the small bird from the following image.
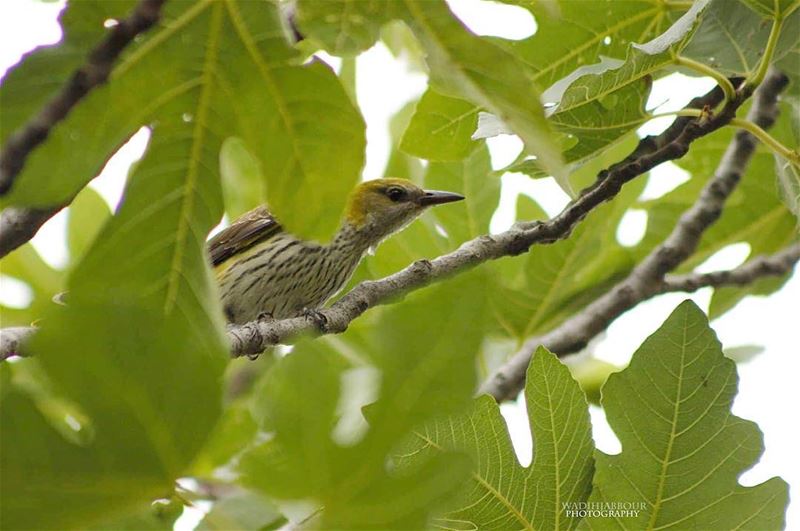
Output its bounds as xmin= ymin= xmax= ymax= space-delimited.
xmin=209 ymin=178 xmax=464 ymax=325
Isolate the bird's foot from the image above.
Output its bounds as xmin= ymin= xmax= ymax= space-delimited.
xmin=302 ymin=307 xmax=329 ymax=333
xmin=257 ymin=311 xmax=274 ymax=322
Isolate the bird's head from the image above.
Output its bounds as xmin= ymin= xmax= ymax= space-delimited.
xmin=343 ymin=178 xmax=464 ymax=245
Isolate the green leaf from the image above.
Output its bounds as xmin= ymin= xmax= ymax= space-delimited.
xmin=196 ymin=490 xmax=285 ymax=531
xmin=584 ymin=301 xmax=789 ymax=529
xmin=239 ymin=276 xmax=487 ymax=528
xmin=424 ymin=144 xmax=498 ymax=243
xmin=774 ymin=153 xmax=800 ymax=223
xmin=219 ymin=137 xmax=267 ymax=219
xmin=295 ymin=0 xmax=392 ymax=56
xmin=3 ymin=0 xmax=365 ymax=241
xmin=682 ymin=0 xmax=800 ymax=77
xmin=397 ymin=347 xmax=595 ymax=530
xmin=399 ymin=0 xmax=567 ymax=191
xmin=0 ymin=244 xmax=64 ymax=327
xmin=510 ymin=0 xmax=689 ymax=90
xmin=400 ymin=88 xmax=480 ymax=161
xmin=67 ymin=186 xmax=112 ymax=265
xmin=489 ymin=136 xmax=643 ymax=340
xmin=517 ymin=0 xmax=709 ymax=175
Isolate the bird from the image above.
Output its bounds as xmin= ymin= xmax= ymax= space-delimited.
xmin=209 ymin=178 xmax=464 ymax=325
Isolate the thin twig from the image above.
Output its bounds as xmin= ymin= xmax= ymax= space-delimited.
xmin=479 ymin=68 xmax=790 ymax=401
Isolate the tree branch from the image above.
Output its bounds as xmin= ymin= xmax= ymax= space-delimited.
xmin=0 ymin=0 xmax=167 ymax=257
xmin=4 ymin=243 xmax=797 ymax=362
xmin=660 ymin=243 xmax=800 ymax=293
xmin=0 ymin=327 xmax=37 ymax=361
xmin=479 ymin=68 xmax=790 ymax=401
xmin=226 ymin=78 xmax=747 ymax=358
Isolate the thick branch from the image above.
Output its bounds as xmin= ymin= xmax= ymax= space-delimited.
xmin=0 ymin=0 xmax=167 ymax=259
xmin=479 ymin=68 xmax=790 ymax=401
xmin=227 ymin=79 xmax=746 ymax=357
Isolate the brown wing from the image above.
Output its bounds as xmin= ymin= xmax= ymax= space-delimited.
xmin=208 ymin=206 xmax=282 ymax=267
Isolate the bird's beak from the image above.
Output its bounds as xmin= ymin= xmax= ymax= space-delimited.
xmin=417 ymin=190 xmax=465 ymax=207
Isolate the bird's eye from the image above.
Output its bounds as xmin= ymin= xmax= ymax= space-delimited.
xmin=386 ymin=186 xmax=407 ymax=202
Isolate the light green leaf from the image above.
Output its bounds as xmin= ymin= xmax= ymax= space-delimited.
xmin=538 ymin=0 xmax=709 ymax=159
xmin=397 ymin=346 xmax=594 ymax=531
xmin=682 ymin=0 xmax=800 ymax=77
xmin=400 ymin=0 xmax=567 ymax=192
xmin=400 ymin=88 xmax=480 ymax=161
xmin=774 ymin=153 xmax=800 ymax=222
xmin=67 ymin=186 xmax=111 ymax=265
xmin=0 ymin=244 xmax=64 ymax=327
xmin=583 ymin=300 xmax=788 ymax=530
xmin=196 ymin=490 xmax=285 ymax=531
xmin=3 ymin=0 xmax=365 ymax=241
xmin=239 ymin=277 xmax=486 ymax=528
xmin=219 ymin=137 xmax=267 ymax=219
xmin=424 ymin=144 xmax=498 ymax=243
xmin=295 ymin=0 xmax=391 ymax=56
xmin=489 ymin=136 xmax=643 ymax=340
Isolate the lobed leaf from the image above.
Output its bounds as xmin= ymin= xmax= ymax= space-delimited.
xmin=397 ymin=347 xmax=595 ymax=531
xmin=583 ymin=301 xmax=789 ymax=530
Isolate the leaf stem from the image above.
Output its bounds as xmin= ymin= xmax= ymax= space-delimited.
xmin=730 ymin=117 xmax=800 ymax=165
xmin=649 ymin=110 xmax=800 ymax=166
xmin=674 ymin=56 xmax=736 ymax=105
xmin=745 ymin=8 xmax=784 ymax=90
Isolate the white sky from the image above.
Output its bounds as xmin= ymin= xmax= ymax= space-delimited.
xmin=1 ymin=0 xmax=798 ymax=528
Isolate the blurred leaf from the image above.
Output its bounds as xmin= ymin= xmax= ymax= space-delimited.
xmin=724 ymin=344 xmax=765 ymax=363
xmin=584 ymin=300 xmax=789 ymax=530
xmin=384 ymin=99 xmax=425 ymax=182
xmin=196 ymin=490 xmax=285 ymax=531
xmin=400 ymin=88 xmax=480 ymax=161
xmin=67 ymin=186 xmax=112 ymax=265
xmin=239 ymin=276 xmax=486 ymax=528
xmin=489 ymin=136 xmax=644 ymax=340
xmin=87 ymin=498 xmax=183 ymax=531
xmin=397 ymin=347 xmax=594 ymax=530
xmin=424 ymin=144 xmax=498 ymax=243
xmin=0 ymin=244 xmax=64 ymax=327
xmin=190 ymin=399 xmax=258 ymax=478
xmin=2 ymin=14 xmax=231 ymax=519
xmin=219 ymin=137 xmax=267 ymax=219
xmin=683 ymin=0 xmax=800 ymax=77
xmin=774 ymin=153 xmax=800 ymax=223
xmin=295 ymin=0 xmax=392 ymax=56
xmin=400 ymin=0 xmax=567 ymax=191
xmin=567 ymin=357 xmax=623 ymax=405
xmin=3 ymin=0 xmax=365 ymax=242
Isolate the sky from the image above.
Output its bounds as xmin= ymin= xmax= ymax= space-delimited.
xmin=1 ymin=0 xmax=798 ymax=528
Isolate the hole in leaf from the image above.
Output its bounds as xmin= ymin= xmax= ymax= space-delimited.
xmin=103 ymin=18 xmax=118 ymax=28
